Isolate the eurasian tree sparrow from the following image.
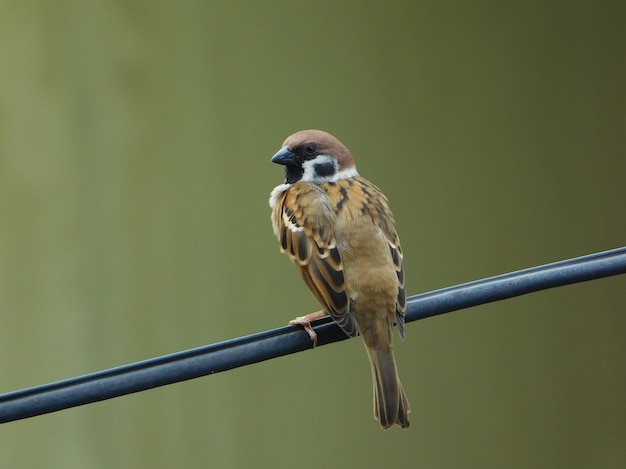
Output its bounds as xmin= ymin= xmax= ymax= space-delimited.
xmin=269 ymin=130 xmax=410 ymax=429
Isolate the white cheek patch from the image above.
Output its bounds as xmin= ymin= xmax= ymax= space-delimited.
xmin=300 ymin=154 xmax=359 ymax=183
xmin=301 ymin=154 xmax=336 ymax=182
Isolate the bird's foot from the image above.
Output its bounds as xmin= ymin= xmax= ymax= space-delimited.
xmin=288 ymin=310 xmax=326 ymax=347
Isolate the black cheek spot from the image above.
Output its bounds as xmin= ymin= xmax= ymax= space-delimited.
xmin=314 ymin=162 xmax=336 ymax=178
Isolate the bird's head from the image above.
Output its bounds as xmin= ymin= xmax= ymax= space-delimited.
xmin=271 ymin=130 xmax=358 ymax=184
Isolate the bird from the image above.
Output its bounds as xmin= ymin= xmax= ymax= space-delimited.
xmin=269 ymin=129 xmax=410 ymax=429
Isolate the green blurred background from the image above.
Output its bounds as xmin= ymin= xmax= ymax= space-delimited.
xmin=1 ymin=1 xmax=624 ymax=467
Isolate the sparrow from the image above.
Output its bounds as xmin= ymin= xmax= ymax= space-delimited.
xmin=269 ymin=129 xmax=410 ymax=429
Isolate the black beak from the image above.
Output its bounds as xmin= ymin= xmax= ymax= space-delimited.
xmin=271 ymin=146 xmax=299 ymax=166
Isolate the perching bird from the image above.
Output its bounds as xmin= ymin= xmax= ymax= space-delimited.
xmin=269 ymin=129 xmax=410 ymax=429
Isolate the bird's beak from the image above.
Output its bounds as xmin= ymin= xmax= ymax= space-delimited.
xmin=271 ymin=146 xmax=298 ymax=165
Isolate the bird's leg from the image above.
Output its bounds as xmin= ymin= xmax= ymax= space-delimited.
xmin=288 ymin=310 xmax=326 ymax=347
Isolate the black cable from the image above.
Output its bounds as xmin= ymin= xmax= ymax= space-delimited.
xmin=1 ymin=246 xmax=624 ymax=424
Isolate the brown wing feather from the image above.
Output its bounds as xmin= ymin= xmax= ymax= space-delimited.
xmin=389 ymin=234 xmax=406 ymax=339
xmin=272 ymin=183 xmax=358 ymax=337
xmin=342 ymin=177 xmax=407 ymax=339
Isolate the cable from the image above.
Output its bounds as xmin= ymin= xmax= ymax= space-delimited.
xmin=1 ymin=246 xmax=625 ymax=424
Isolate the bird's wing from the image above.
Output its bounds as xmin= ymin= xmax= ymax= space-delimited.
xmin=272 ymin=183 xmax=357 ymax=337
xmin=388 ymin=224 xmax=406 ymax=339
xmin=350 ymin=177 xmax=407 ymax=339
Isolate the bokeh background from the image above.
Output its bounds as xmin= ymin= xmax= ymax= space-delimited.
xmin=1 ymin=1 xmax=624 ymax=468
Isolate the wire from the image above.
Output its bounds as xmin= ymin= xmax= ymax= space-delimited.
xmin=1 ymin=246 xmax=625 ymax=424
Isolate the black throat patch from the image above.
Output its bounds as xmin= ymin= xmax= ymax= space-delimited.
xmin=284 ymin=165 xmax=304 ymax=184
xmin=314 ymin=162 xmax=336 ymax=178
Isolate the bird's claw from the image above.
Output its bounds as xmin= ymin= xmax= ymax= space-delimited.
xmin=288 ymin=311 xmax=325 ymax=347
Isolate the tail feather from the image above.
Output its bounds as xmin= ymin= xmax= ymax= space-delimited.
xmin=367 ymin=347 xmax=410 ymax=429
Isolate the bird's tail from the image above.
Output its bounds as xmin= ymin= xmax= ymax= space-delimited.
xmin=366 ymin=346 xmax=410 ymax=429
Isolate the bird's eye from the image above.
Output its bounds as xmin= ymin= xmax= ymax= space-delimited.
xmin=304 ymin=143 xmax=317 ymax=155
